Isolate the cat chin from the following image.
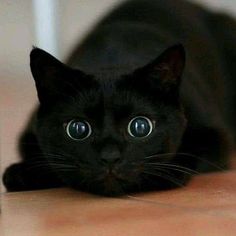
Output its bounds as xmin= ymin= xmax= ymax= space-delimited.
xmin=69 ymin=180 xmax=126 ymax=197
xmin=64 ymin=171 xmax=141 ymax=197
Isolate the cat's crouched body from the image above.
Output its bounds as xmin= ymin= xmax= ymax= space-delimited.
xmin=3 ymin=0 xmax=236 ymax=196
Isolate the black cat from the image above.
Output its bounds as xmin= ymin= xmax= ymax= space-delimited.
xmin=3 ymin=0 xmax=236 ymax=196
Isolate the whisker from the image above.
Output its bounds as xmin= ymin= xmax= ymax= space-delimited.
xmin=143 ymin=170 xmax=184 ymax=187
xmin=25 ymin=160 xmax=77 ymax=169
xmin=145 ymin=153 xmax=175 ymax=159
xmin=46 ymin=167 xmax=77 ymax=172
xmin=144 ymin=152 xmax=225 ymax=171
xmin=145 ymin=166 xmax=196 ymax=176
xmin=145 ymin=163 xmax=199 ymax=175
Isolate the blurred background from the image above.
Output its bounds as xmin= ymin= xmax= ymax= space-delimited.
xmin=1 ymin=0 xmax=236 ymax=190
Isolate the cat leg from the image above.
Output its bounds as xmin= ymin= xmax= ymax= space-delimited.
xmin=3 ymin=163 xmax=29 ymax=191
xmin=3 ymin=162 xmax=62 ymax=192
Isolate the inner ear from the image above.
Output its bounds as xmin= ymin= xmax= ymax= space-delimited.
xmin=152 ymin=44 xmax=186 ymax=78
xmin=136 ymin=44 xmax=186 ymax=87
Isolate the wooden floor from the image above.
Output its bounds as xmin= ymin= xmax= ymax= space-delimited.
xmin=2 ymin=171 xmax=236 ymax=236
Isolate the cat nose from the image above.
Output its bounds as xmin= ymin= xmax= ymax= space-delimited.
xmin=100 ymin=148 xmax=121 ymax=165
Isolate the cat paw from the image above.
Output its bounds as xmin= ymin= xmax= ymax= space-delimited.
xmin=2 ymin=163 xmax=28 ymax=191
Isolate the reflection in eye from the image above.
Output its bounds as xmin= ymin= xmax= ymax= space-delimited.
xmin=66 ymin=119 xmax=92 ymax=140
xmin=128 ymin=116 xmax=153 ymax=138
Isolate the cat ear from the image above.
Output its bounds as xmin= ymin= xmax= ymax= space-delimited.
xmin=30 ymin=48 xmax=86 ymax=104
xmin=30 ymin=47 xmax=65 ymax=83
xmin=136 ymin=44 xmax=185 ymax=90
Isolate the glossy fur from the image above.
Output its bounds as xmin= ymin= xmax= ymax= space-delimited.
xmin=3 ymin=0 xmax=236 ymax=196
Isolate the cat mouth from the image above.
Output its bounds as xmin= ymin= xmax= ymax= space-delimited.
xmin=98 ymin=167 xmax=126 ymax=182
xmin=72 ymin=165 xmax=142 ymax=196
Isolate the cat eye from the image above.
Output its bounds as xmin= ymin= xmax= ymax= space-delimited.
xmin=66 ymin=119 xmax=92 ymax=140
xmin=127 ymin=116 xmax=153 ymax=138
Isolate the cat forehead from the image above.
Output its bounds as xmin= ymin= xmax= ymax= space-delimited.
xmin=66 ymin=83 xmax=156 ymax=120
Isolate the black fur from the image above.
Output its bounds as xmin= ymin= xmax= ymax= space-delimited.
xmin=3 ymin=0 xmax=236 ymax=196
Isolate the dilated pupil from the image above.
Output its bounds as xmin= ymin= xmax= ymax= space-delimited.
xmin=130 ymin=118 xmax=151 ymax=137
xmin=68 ymin=121 xmax=89 ymax=139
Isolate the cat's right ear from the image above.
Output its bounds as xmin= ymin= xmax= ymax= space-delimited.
xmin=30 ymin=47 xmax=65 ymax=83
xmin=30 ymin=48 xmax=68 ymax=104
xmin=30 ymin=48 xmax=87 ymax=104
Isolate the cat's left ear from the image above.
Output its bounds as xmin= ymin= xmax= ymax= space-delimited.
xmin=135 ymin=44 xmax=185 ymax=90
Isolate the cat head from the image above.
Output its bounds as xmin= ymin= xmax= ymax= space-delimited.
xmin=30 ymin=44 xmax=187 ymax=196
